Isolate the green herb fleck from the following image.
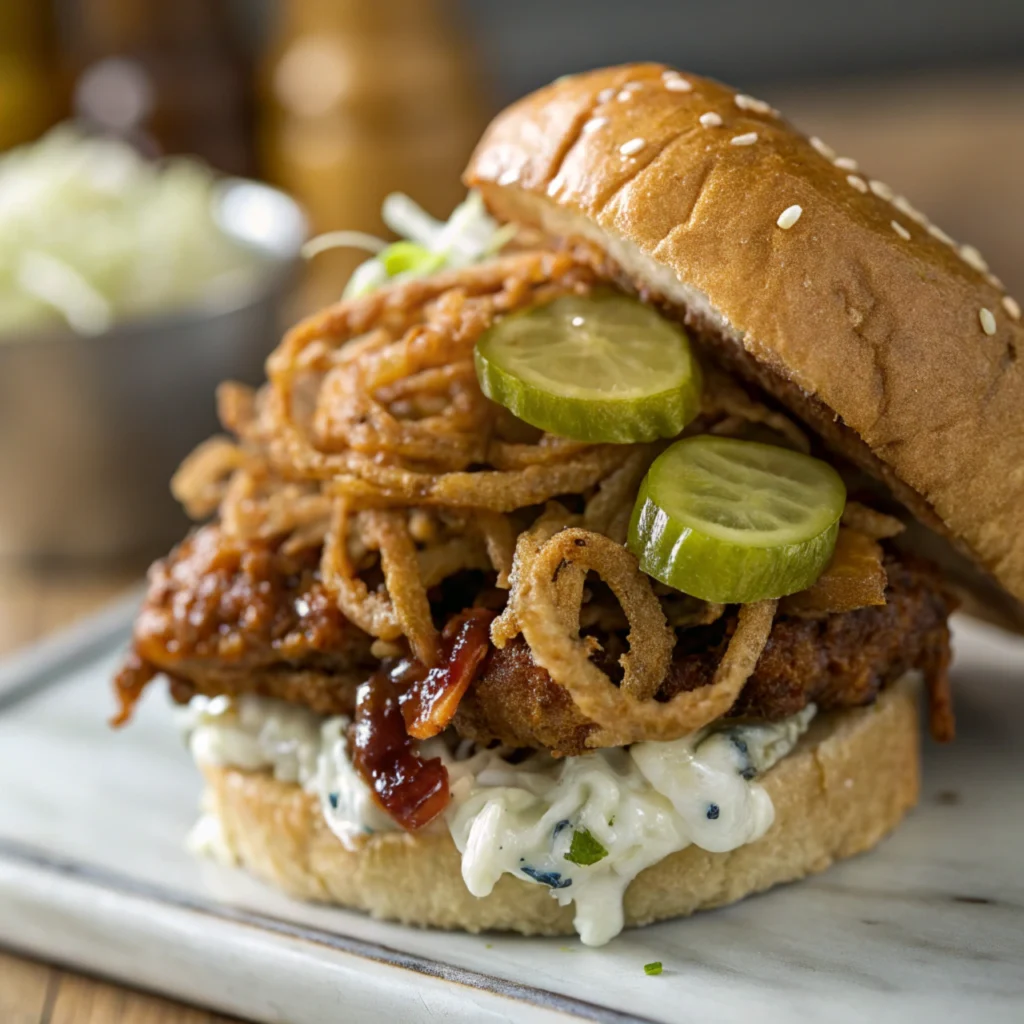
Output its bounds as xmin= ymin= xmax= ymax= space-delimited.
xmin=644 ymin=961 xmax=663 ymax=976
xmin=484 ymin=943 xmax=493 ymax=949
xmin=564 ymin=827 xmax=609 ymax=866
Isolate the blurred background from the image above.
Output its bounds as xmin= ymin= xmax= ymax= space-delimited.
xmin=0 ymin=0 xmax=1022 ymax=572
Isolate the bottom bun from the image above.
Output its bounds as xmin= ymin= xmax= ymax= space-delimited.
xmin=200 ymin=676 xmax=920 ymax=937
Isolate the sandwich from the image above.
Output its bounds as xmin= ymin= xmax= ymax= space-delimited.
xmin=113 ymin=64 xmax=1024 ymax=947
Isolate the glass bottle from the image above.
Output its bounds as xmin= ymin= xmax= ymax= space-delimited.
xmin=261 ymin=0 xmax=486 ymax=303
xmin=69 ymin=0 xmax=255 ymax=175
xmin=0 ymin=1 xmax=64 ymax=152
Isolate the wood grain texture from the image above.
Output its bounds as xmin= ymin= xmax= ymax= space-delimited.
xmin=0 ymin=950 xmax=56 ymax=1024
xmin=0 ymin=568 xmax=246 ymax=1024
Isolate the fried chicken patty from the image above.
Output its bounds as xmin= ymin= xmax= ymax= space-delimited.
xmin=124 ymin=525 xmax=376 ymax=717
xmin=453 ymin=555 xmax=952 ymax=756
xmin=128 ymin=525 xmax=951 ymax=755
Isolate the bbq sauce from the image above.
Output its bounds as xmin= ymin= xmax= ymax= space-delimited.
xmin=351 ymin=670 xmax=450 ymax=831
xmin=111 ymin=649 xmax=158 ymax=726
xmin=351 ymin=607 xmax=494 ymax=830
xmin=400 ymin=608 xmax=494 ymax=739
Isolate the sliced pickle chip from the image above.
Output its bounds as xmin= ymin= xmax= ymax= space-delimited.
xmin=474 ymin=293 xmax=702 ymax=444
xmin=628 ymin=436 xmax=846 ymax=603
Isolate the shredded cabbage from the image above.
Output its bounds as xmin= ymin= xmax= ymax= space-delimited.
xmin=303 ymin=191 xmax=515 ymax=300
xmin=0 ymin=126 xmax=265 ymax=338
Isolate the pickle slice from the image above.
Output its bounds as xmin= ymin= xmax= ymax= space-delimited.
xmin=474 ymin=293 xmax=702 ymax=444
xmin=628 ymin=436 xmax=845 ymax=603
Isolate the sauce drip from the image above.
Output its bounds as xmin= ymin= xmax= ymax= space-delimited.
xmin=111 ymin=650 xmax=158 ymax=727
xmin=352 ymin=607 xmax=495 ymax=830
xmin=400 ymin=608 xmax=494 ymax=739
xmin=351 ymin=669 xmax=451 ymax=831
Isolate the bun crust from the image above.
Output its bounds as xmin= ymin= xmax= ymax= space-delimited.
xmin=463 ymin=64 xmax=1024 ymax=617
xmin=200 ymin=678 xmax=920 ymax=936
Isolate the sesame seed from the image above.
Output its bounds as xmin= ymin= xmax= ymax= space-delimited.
xmin=847 ymin=174 xmax=868 ymax=193
xmin=810 ymin=136 xmax=837 ymax=161
xmin=1003 ymin=296 xmax=1021 ymax=320
xmin=546 ymin=172 xmax=566 ymax=197
xmin=979 ymin=308 xmax=997 ymax=335
xmin=497 ymin=169 xmax=518 ymax=186
xmin=731 ymin=132 xmax=758 ymax=146
xmin=959 ymin=244 xmax=989 ymax=274
xmin=616 ymin=90 xmax=633 ymax=102
xmin=735 ymin=94 xmax=773 ymax=114
xmin=892 ymin=195 xmax=924 ymax=223
xmin=986 ymin=272 xmax=1004 ymax=291
xmin=834 ymin=156 xmax=859 ymax=171
xmin=777 ymin=205 xmax=803 ymax=229
xmin=928 ymin=223 xmax=955 ymax=247
xmin=869 ymin=180 xmax=894 ymax=200
xmin=582 ymin=117 xmax=608 ymax=134
xmin=596 ymin=87 xmax=616 ymax=104
xmin=662 ymin=70 xmax=693 ymax=91
xmin=891 ymin=220 xmax=911 ymax=241
xmin=619 ymin=137 xmax=646 ymax=156
xmin=699 ymin=112 xmax=723 ymax=128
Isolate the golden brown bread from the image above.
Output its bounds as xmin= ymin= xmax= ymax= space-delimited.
xmin=200 ymin=677 xmax=920 ymax=936
xmin=463 ymin=63 xmax=1024 ymax=623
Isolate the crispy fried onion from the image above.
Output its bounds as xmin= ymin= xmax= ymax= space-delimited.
xmin=171 ymin=436 xmax=248 ymax=519
xmin=582 ymin=446 xmax=660 ymax=544
xmin=321 ymin=502 xmax=439 ymax=665
xmin=781 ymin=528 xmax=888 ymax=617
xmin=506 ymin=525 xmax=777 ymax=747
xmin=167 ymin=248 xmax=812 ymax=678
xmin=490 ymin=504 xmax=581 ymax=648
xmin=842 ymin=501 xmax=905 ymax=539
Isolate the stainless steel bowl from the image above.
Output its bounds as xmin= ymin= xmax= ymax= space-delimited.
xmin=0 ymin=179 xmax=307 ymax=563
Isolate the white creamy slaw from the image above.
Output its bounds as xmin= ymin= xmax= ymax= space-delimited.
xmin=183 ymin=695 xmax=814 ymax=945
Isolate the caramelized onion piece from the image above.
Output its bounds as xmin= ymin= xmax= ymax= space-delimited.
xmin=400 ymin=608 xmax=495 ymax=740
xmin=781 ymin=528 xmax=887 ymax=616
xmin=351 ymin=670 xmax=450 ymax=831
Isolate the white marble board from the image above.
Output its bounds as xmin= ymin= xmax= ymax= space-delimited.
xmin=0 ymin=597 xmax=1021 ymax=1023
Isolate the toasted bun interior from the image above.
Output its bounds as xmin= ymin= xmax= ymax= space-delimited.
xmin=463 ymin=64 xmax=1024 ymax=626
xmin=200 ymin=677 xmax=920 ymax=937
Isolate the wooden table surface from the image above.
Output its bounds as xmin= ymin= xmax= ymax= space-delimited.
xmin=0 ymin=567 xmax=246 ymax=1024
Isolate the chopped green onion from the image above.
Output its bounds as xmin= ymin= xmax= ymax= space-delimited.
xmin=644 ymin=962 xmax=663 ymax=976
xmin=564 ymin=827 xmax=609 ymax=866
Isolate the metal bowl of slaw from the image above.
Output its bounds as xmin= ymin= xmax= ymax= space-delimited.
xmin=0 ymin=178 xmax=307 ymax=562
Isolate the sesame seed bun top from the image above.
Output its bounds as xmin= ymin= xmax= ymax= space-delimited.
xmin=464 ymin=63 xmax=1024 ymax=627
